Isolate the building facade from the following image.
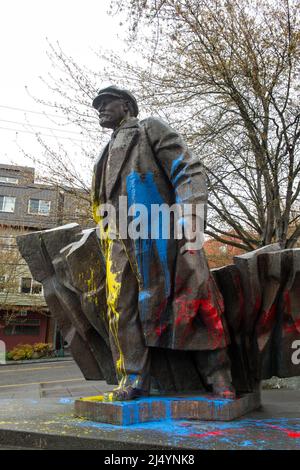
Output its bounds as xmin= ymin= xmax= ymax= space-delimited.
xmin=0 ymin=163 xmax=91 ymax=353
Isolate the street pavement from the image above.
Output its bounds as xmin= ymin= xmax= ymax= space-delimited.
xmin=0 ymin=390 xmax=299 ymax=449
xmin=0 ymin=359 xmax=114 ymax=399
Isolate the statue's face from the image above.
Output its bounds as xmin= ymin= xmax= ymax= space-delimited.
xmin=97 ymin=96 xmax=128 ymax=129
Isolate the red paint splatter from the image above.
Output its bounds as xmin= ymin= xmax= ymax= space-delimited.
xmin=154 ymin=298 xmax=168 ymax=336
xmin=283 ymin=319 xmax=300 ymax=334
xmin=173 ymin=293 xmax=226 ymax=349
xmin=155 ymin=324 xmax=167 ymax=337
xmin=256 ymin=302 xmax=278 ymax=351
xmin=172 ymin=294 xmax=201 ymax=348
xmin=267 ymin=424 xmax=300 ymax=438
xmin=287 ymin=431 xmax=300 ymax=438
xmin=282 ymin=291 xmax=300 ymax=334
xmin=172 ymin=276 xmax=227 ymax=348
xmin=219 ymin=389 xmax=236 ymax=399
xmin=257 ymin=304 xmax=277 ymax=333
xmin=174 ymin=297 xmax=201 ymax=326
xmin=198 ymin=298 xmax=224 ymax=335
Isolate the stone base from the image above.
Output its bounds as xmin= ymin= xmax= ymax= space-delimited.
xmin=74 ymin=392 xmax=261 ymax=426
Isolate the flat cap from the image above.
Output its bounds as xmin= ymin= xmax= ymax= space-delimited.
xmin=92 ymin=85 xmax=139 ymax=117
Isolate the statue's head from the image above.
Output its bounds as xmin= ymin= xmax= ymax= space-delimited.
xmin=92 ymin=86 xmax=139 ymax=129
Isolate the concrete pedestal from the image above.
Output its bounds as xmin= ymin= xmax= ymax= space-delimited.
xmin=74 ymin=392 xmax=261 ymax=426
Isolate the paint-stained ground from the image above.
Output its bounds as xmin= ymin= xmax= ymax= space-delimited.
xmin=0 ymin=390 xmax=299 ymax=449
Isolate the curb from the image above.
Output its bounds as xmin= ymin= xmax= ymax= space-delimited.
xmin=0 ymin=356 xmax=73 ymax=366
xmin=0 ymin=428 xmax=174 ymax=450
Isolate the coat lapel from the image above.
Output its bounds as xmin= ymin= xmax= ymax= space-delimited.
xmin=106 ymin=119 xmax=140 ymax=199
xmin=92 ymin=143 xmax=109 ymax=204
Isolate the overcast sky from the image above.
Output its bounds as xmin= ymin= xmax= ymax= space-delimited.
xmin=0 ymin=0 xmax=125 ymax=167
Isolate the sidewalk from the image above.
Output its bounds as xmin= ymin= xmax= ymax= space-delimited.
xmin=0 ymin=390 xmax=299 ymax=449
xmin=1 ymin=356 xmax=73 ymax=366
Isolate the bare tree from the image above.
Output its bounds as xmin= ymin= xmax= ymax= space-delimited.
xmin=0 ymin=228 xmax=38 ymax=325
xmin=107 ymin=0 xmax=300 ymax=249
xmin=22 ymin=0 xmax=300 ymax=249
xmin=18 ymin=41 xmax=107 ymax=217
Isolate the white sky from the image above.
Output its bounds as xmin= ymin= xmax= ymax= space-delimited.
xmin=0 ymin=0 xmax=125 ymax=168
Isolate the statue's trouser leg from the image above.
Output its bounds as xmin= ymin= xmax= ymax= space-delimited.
xmin=104 ymin=237 xmax=150 ymax=392
xmin=193 ymin=348 xmax=235 ymax=395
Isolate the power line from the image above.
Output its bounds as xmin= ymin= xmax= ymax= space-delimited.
xmin=0 ymin=118 xmax=88 ymax=136
xmin=0 ymin=125 xmax=91 ymax=142
xmin=0 ymin=104 xmax=71 ymax=120
xmin=0 ymin=104 xmax=98 ymax=128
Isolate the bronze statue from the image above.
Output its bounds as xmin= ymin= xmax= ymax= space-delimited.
xmin=91 ymin=86 xmax=235 ymax=400
xmin=17 ymin=87 xmax=300 ymax=407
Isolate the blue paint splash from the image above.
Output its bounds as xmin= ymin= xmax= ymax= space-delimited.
xmin=240 ymin=440 xmax=254 ymax=447
xmin=70 ymin=416 xmax=300 ymax=449
xmin=126 ymin=171 xmax=170 ymax=304
xmin=170 ymin=154 xmax=193 ymax=204
xmin=171 ymin=155 xmax=186 ymax=183
xmin=58 ymin=397 xmax=75 ymax=404
xmin=171 ymin=155 xmax=183 ymax=176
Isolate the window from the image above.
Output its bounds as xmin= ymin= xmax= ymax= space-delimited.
xmin=0 ymin=176 xmax=18 ymax=184
xmin=20 ymin=277 xmax=31 ymax=293
xmin=4 ymin=318 xmax=40 ymax=336
xmin=18 ymin=310 xmax=28 ymax=317
xmin=28 ymin=198 xmax=51 ymax=216
xmin=31 ymin=282 xmax=43 ymax=294
xmin=20 ymin=277 xmax=43 ymax=295
xmin=0 ymin=195 xmax=15 ymax=213
xmin=1 ymin=236 xmax=14 ymax=246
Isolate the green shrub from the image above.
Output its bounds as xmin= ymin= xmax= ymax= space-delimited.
xmin=7 ymin=342 xmax=53 ymax=360
xmin=32 ymin=342 xmax=53 ymax=358
xmin=7 ymin=344 xmax=33 ymax=361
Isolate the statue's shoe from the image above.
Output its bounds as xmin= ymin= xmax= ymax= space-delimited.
xmin=209 ymin=369 xmax=236 ymax=400
xmin=212 ymin=384 xmax=236 ymax=400
xmin=103 ymin=386 xmax=149 ymax=402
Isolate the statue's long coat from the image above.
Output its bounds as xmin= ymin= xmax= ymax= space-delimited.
xmin=92 ymin=116 xmax=230 ymax=351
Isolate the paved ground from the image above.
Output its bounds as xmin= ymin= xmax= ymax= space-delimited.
xmin=0 ymin=390 xmax=299 ymax=450
xmin=0 ymin=360 xmax=114 ymax=399
xmin=0 ymin=445 xmax=37 ymax=450
xmin=0 ymin=361 xmax=299 ymax=450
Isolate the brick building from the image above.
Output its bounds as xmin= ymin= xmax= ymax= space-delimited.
xmin=0 ymin=163 xmax=91 ymax=353
xmin=204 ymin=236 xmax=245 ymax=269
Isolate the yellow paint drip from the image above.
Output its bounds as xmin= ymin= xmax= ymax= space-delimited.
xmin=92 ymin=200 xmax=101 ymax=225
xmin=79 ymin=392 xmax=115 ymax=403
xmin=92 ymin=201 xmax=127 ymax=387
xmin=86 ymin=268 xmax=94 ymax=292
xmin=79 ymin=395 xmax=105 ymax=402
xmin=105 ymin=237 xmax=127 ymax=383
